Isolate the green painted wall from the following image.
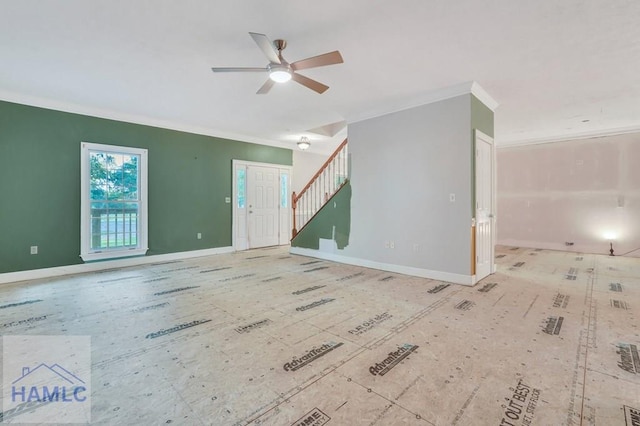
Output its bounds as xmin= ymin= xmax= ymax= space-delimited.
xmin=0 ymin=100 xmax=292 ymax=274
xmin=291 ymin=182 xmax=351 ymax=250
xmin=471 ymin=94 xmax=494 ymax=139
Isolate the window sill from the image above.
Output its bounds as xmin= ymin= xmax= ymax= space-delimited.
xmin=80 ymin=248 xmax=148 ymax=262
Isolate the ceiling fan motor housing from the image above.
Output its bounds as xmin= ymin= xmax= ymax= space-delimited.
xmin=273 ymin=39 xmax=287 ymax=52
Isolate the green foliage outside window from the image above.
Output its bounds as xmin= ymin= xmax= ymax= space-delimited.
xmin=89 ymin=152 xmax=140 ymax=249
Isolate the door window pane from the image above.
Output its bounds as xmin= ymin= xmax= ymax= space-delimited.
xmin=237 ymin=168 xmax=246 ymax=208
xmin=280 ymin=174 xmax=288 ymax=208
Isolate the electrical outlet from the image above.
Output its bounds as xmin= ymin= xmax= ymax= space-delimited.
xmin=617 ymin=195 xmax=625 ymax=208
xmin=390 ymin=241 xmax=395 ymax=249
xmin=384 ymin=241 xmax=390 ymax=249
xmin=197 ymin=233 xmax=202 ymax=240
xmin=449 ymin=193 xmax=456 ymax=202
xmin=225 ymin=197 xmax=231 ymax=203
xmin=30 ymin=246 xmax=38 ymax=255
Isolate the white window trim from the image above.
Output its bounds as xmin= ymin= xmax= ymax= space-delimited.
xmin=80 ymin=142 xmax=148 ymax=262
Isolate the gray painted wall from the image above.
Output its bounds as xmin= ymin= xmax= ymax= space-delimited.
xmin=335 ymin=94 xmax=473 ymax=276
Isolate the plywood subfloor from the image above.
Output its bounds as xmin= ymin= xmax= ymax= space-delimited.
xmin=1 ymin=246 xmax=638 ymax=425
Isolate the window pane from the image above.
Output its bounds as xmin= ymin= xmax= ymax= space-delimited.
xmin=237 ymin=168 xmax=245 ymax=209
xmin=90 ymin=181 xmax=107 ymax=201
xmin=106 ymin=168 xmax=120 ymax=200
xmin=90 ymin=153 xmax=108 ymax=200
xmin=280 ymin=174 xmax=288 ymax=208
xmin=90 ymin=202 xmax=105 ymax=250
xmin=124 ymin=202 xmax=139 ymax=246
xmin=123 ymin=155 xmax=139 ymax=200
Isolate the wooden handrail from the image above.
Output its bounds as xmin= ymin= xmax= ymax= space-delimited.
xmin=293 ymin=138 xmax=348 ymax=204
xmin=291 ymin=138 xmax=348 ymax=239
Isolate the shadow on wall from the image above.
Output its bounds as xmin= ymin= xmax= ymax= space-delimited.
xmin=291 ymin=182 xmax=351 ymax=250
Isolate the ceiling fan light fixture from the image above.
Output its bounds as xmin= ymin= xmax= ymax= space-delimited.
xmin=269 ymin=65 xmax=292 ymax=83
xmin=297 ymin=136 xmax=311 ymax=150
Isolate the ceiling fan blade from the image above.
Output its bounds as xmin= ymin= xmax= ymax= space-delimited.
xmin=211 ymin=67 xmax=268 ymax=73
xmin=256 ymin=79 xmax=275 ymax=94
xmin=291 ymin=73 xmax=329 ymax=94
xmin=291 ymin=51 xmax=343 ymax=71
xmin=249 ymin=32 xmax=281 ymax=64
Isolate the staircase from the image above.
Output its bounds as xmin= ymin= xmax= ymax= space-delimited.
xmin=292 ymin=139 xmax=348 ymax=238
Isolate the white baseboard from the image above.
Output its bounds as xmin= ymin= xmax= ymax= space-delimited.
xmin=0 ymin=247 xmax=235 ymax=285
xmin=290 ymin=247 xmax=475 ymax=286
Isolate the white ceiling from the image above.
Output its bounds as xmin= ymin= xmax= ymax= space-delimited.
xmin=1 ymin=1 xmax=639 ymax=154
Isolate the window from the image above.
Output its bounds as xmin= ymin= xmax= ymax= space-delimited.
xmin=280 ymin=173 xmax=288 ymax=208
xmin=237 ymin=168 xmax=246 ymax=209
xmin=80 ymin=142 xmax=148 ymax=261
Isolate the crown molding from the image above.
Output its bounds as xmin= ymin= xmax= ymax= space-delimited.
xmin=347 ymin=81 xmax=498 ymax=124
xmin=497 ymin=123 xmax=640 ymax=148
xmin=0 ymin=90 xmax=292 ymax=151
xmin=470 ymin=81 xmax=499 ymax=111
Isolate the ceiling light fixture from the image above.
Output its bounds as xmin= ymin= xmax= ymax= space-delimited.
xmin=297 ymin=136 xmax=311 ymax=150
xmin=269 ymin=64 xmax=292 ymax=83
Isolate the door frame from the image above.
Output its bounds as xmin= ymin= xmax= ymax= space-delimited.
xmin=232 ymin=160 xmax=292 ymax=251
xmin=473 ymin=129 xmax=496 ymax=283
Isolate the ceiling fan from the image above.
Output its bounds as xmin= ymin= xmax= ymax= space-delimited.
xmin=211 ymin=32 xmax=343 ymax=94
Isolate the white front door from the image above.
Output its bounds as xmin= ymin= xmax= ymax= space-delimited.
xmin=475 ymin=131 xmax=495 ymax=281
xmin=247 ymin=165 xmax=280 ymax=248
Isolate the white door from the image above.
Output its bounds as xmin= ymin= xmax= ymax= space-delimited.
xmin=247 ymin=165 xmax=280 ymax=248
xmin=475 ymin=131 xmax=495 ymax=281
